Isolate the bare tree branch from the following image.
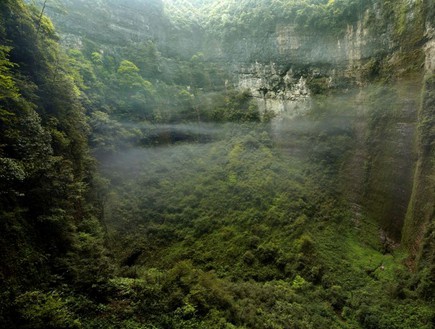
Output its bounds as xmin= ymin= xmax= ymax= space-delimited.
xmin=36 ymin=0 xmax=48 ymax=35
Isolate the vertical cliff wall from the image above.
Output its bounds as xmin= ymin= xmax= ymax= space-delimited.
xmin=402 ymin=0 xmax=435 ymax=279
xmin=206 ymin=0 xmax=433 ymax=252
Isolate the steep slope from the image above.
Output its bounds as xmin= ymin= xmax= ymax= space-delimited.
xmin=46 ymin=0 xmax=203 ymax=58
xmin=194 ymin=0 xmax=434 ymax=253
xmin=165 ymin=0 xmax=434 ymax=261
xmin=0 ymin=1 xmax=110 ymax=327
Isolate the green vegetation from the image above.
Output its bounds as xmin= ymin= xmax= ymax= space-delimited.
xmin=0 ymin=0 xmax=109 ymax=326
xmin=164 ymin=0 xmax=371 ymax=38
xmin=0 ymin=0 xmax=434 ymax=328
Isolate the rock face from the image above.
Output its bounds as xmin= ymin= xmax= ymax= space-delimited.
xmin=214 ymin=18 xmax=373 ymax=117
xmin=45 ymin=0 xmax=203 ymax=58
xmin=236 ymin=62 xmax=311 ymax=119
xmin=214 ymin=6 xmax=398 ymax=115
xmin=48 ymin=0 xmax=165 ymax=44
xmin=402 ymin=16 xmax=435 ymax=257
xmin=426 ymin=25 xmax=435 ymax=73
xmin=214 ymin=0 xmax=433 ymax=246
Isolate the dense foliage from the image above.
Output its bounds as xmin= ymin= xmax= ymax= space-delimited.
xmin=0 ymin=0 xmax=434 ymax=328
xmin=99 ymin=124 xmax=433 ymax=328
xmin=0 ymin=1 xmax=110 ymax=327
xmin=165 ymin=0 xmax=371 ymax=37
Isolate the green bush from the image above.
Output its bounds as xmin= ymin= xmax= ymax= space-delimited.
xmin=15 ymin=291 xmax=81 ymax=329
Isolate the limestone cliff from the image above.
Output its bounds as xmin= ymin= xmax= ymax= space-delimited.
xmin=45 ymin=0 xmax=203 ymax=58
xmin=205 ymin=0 xmax=434 ymax=254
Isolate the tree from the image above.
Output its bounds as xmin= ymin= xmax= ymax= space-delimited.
xmin=0 ymin=46 xmax=19 ymax=101
xmin=113 ymin=60 xmax=156 ymax=120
